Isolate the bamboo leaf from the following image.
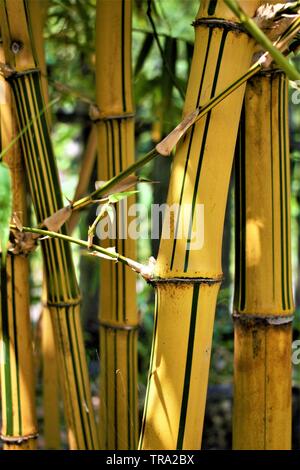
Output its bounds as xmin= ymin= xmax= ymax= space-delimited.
xmin=106 ymin=204 xmax=115 ymax=224
xmin=108 ymin=190 xmax=138 ymax=203
xmin=95 ymin=175 xmax=139 ymax=196
xmin=0 ymin=162 xmax=12 ymax=262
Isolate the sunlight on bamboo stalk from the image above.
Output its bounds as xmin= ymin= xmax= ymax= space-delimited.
xmin=139 ymin=0 xmax=262 ymax=450
xmin=233 ymin=72 xmax=294 ymax=450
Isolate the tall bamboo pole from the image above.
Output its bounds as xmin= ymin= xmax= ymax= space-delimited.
xmin=27 ymin=0 xmax=61 ymax=449
xmin=233 ymin=71 xmax=294 ymax=449
xmin=0 ymin=0 xmax=99 ymax=449
xmin=0 ymin=50 xmax=38 ymax=451
xmin=41 ymin=285 xmax=60 ymax=449
xmin=139 ymin=0 xmax=263 ymax=450
xmin=95 ymin=0 xmax=138 ymax=450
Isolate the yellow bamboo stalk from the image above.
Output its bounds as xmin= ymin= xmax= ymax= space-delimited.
xmin=27 ymin=0 xmax=61 ymax=449
xmin=41 ymin=283 xmax=61 ymax=449
xmin=96 ymin=0 xmax=138 ymax=449
xmin=0 ymin=51 xmax=38 ymax=450
xmin=0 ymin=0 xmax=99 ymax=449
xmin=139 ymin=0 xmax=263 ymax=450
xmin=233 ymin=71 xmax=294 ymax=449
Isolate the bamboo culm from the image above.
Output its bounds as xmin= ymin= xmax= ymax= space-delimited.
xmin=139 ymin=0 xmax=263 ymax=450
xmin=96 ymin=0 xmax=138 ymax=449
xmin=0 ymin=63 xmax=38 ymax=450
xmin=0 ymin=0 xmax=99 ymax=449
xmin=233 ymin=71 xmax=294 ymax=450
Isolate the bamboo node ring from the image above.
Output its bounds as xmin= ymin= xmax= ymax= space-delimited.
xmin=151 ymin=276 xmax=223 ymax=285
xmin=7 ymin=68 xmax=41 ymax=80
xmin=46 ymin=298 xmax=82 ymax=308
xmin=89 ymin=106 xmax=135 ymax=123
xmin=98 ymin=320 xmax=139 ymax=331
xmin=192 ymin=18 xmax=247 ymax=34
xmin=232 ymin=312 xmax=294 ymax=325
xmin=0 ymin=432 xmax=39 ymax=444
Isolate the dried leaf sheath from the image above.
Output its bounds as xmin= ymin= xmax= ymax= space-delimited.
xmin=0 ymin=0 xmax=98 ymax=449
xmin=96 ymin=0 xmax=138 ymax=450
xmin=139 ymin=0 xmax=261 ymax=450
xmin=0 ymin=70 xmax=37 ymax=449
xmin=233 ymin=72 xmax=294 ymax=449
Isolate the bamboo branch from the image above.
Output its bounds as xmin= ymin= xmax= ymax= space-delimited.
xmin=70 ymin=15 xmax=300 ymax=213
xmin=70 ymin=64 xmax=260 ymax=211
xmin=9 ymin=224 xmax=152 ymax=279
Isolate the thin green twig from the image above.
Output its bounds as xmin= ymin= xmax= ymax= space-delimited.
xmin=10 ymin=224 xmax=125 ymax=263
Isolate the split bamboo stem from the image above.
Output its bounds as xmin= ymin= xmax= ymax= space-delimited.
xmin=0 ymin=0 xmax=99 ymax=449
xmin=0 ymin=52 xmax=38 ymax=451
xmin=139 ymin=0 xmax=264 ymax=450
xmin=96 ymin=0 xmax=138 ymax=450
xmin=233 ymin=71 xmax=294 ymax=450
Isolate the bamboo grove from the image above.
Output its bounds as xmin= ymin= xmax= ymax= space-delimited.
xmin=0 ymin=0 xmax=299 ymax=451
